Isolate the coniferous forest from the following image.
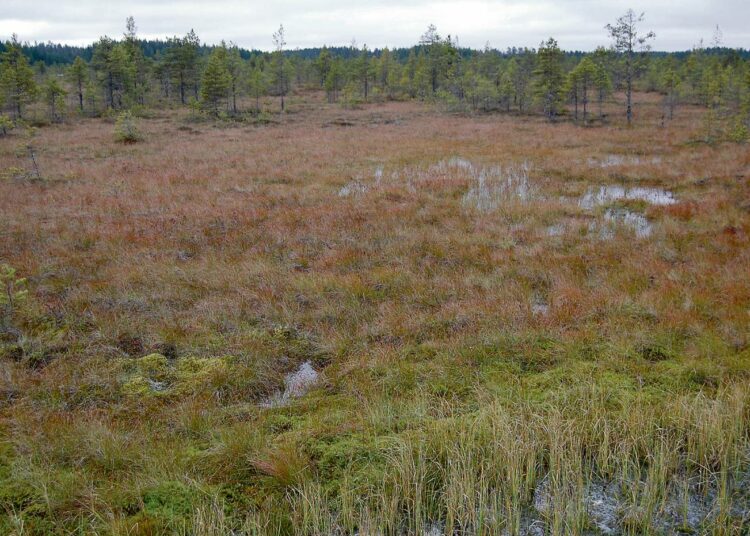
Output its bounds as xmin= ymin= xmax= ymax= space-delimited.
xmin=0 ymin=15 xmax=748 ymax=139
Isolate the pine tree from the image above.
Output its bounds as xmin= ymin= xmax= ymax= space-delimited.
xmin=534 ymin=38 xmax=564 ymax=121
xmin=200 ymin=46 xmax=230 ymax=116
xmin=91 ymin=37 xmax=134 ymax=109
xmin=123 ymin=17 xmax=148 ymax=104
xmin=0 ymin=35 xmax=38 ymax=119
xmin=499 ymin=66 xmax=514 ymax=112
xmin=567 ymin=57 xmax=596 ymax=124
xmin=84 ymin=79 xmax=100 ymax=115
xmin=401 ymin=50 xmax=418 ymax=98
xmin=225 ymin=43 xmax=244 ymax=114
xmin=314 ymin=47 xmax=332 ymax=87
xmin=43 ymin=78 xmax=67 ymax=122
xmin=385 ymin=53 xmax=402 ymax=100
xmin=165 ymin=30 xmax=201 ymax=105
xmin=247 ymin=59 xmax=267 ymax=112
xmin=662 ymin=68 xmax=680 ymax=120
xmin=413 ymin=53 xmax=431 ymax=100
xmin=509 ymin=53 xmax=534 ymax=113
xmin=325 ymin=58 xmax=344 ymax=103
xmin=377 ymin=48 xmax=392 ymax=91
xmin=271 ymin=25 xmax=288 ymax=111
xmin=419 ymin=24 xmax=456 ymax=95
xmin=606 ymin=10 xmax=655 ymax=125
xmin=591 ymin=47 xmax=613 ymax=120
xmin=565 ymin=68 xmax=580 ymax=122
xmin=354 ymin=44 xmax=372 ymax=101
xmin=68 ymin=56 xmax=88 ymax=112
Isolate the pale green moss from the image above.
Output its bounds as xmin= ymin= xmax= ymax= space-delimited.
xmin=122 ymin=376 xmax=156 ymax=396
xmin=174 ymin=356 xmax=231 ymax=395
xmin=135 ymin=353 xmax=169 ymax=378
xmin=121 ymin=354 xmax=171 ymax=397
xmin=176 ymin=356 xmax=229 ymax=379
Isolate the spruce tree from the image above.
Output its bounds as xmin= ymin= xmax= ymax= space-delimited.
xmin=533 ymin=38 xmax=564 ymax=121
xmin=200 ymin=46 xmax=230 ymax=116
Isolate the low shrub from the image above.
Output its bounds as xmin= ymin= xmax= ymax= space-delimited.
xmin=114 ymin=111 xmax=142 ymax=143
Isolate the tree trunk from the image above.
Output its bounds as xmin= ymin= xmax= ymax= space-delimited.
xmin=582 ymin=86 xmax=588 ymax=124
xmin=626 ymin=54 xmax=633 ymax=126
xmin=668 ymin=93 xmax=675 ymax=120
xmin=108 ymin=72 xmax=114 ymax=109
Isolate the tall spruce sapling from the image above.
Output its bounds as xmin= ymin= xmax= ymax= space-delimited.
xmin=114 ymin=110 xmax=142 ymax=143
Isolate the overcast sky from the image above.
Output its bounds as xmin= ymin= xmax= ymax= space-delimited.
xmin=1 ymin=0 xmax=748 ymax=52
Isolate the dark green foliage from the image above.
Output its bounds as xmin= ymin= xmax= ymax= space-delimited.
xmin=534 ymin=38 xmax=565 ymax=120
xmin=200 ymin=46 xmax=231 ymax=116
xmin=0 ymin=35 xmax=38 ymax=118
xmin=1 ymin=17 xmax=748 ymax=130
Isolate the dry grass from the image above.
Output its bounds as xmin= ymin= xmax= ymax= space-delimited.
xmin=0 ymin=90 xmax=749 ymax=534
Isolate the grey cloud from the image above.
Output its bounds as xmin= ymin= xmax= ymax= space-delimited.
xmin=1 ymin=0 xmax=748 ymax=51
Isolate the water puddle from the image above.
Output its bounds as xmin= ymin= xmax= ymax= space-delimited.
xmin=147 ymin=379 xmax=167 ymax=392
xmin=338 ymin=158 xmax=538 ymax=209
xmin=545 ymin=223 xmax=566 ymax=237
xmin=579 ymin=185 xmax=677 ymax=209
xmin=587 ymin=220 xmax=615 ymax=241
xmin=338 ymin=180 xmax=369 ymax=197
xmin=527 ymin=474 xmax=739 ymax=535
xmin=442 ymin=156 xmax=476 ymax=172
xmin=422 ymin=522 xmax=444 ymax=536
xmin=462 ymin=162 xmax=536 ymax=212
xmin=260 ymin=361 xmax=319 ymax=408
xmin=574 ymin=184 xmax=676 ymax=239
xmin=531 ymin=295 xmax=550 ymax=316
xmin=604 ymin=208 xmax=653 ymax=238
xmin=588 ymin=155 xmax=663 ymax=168
xmin=338 ymin=165 xmax=385 ymax=197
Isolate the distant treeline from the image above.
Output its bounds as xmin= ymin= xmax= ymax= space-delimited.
xmin=4 ymin=38 xmax=749 ymax=67
xmin=0 ymin=13 xmax=748 ymax=143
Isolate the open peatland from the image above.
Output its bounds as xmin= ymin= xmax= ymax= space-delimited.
xmin=0 ymin=91 xmax=749 ymax=534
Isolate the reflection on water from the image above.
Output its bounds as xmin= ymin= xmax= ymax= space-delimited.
xmin=579 ymin=185 xmax=677 ymax=209
xmin=261 ymin=361 xmax=319 ymax=408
